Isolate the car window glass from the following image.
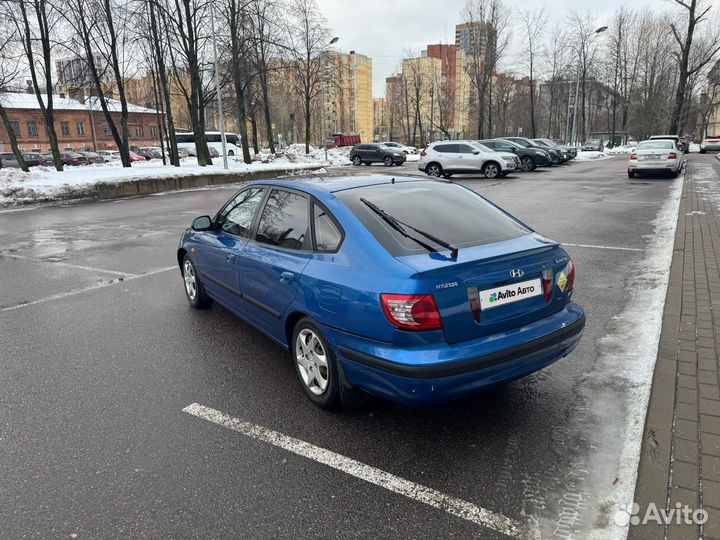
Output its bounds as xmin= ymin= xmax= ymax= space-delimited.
xmin=638 ymin=141 xmax=673 ymax=150
xmin=313 ymin=204 xmax=342 ymax=252
xmin=337 ymin=182 xmax=530 ymax=257
xmin=220 ymin=187 xmax=265 ymax=237
xmin=434 ymin=144 xmax=457 ymax=153
xmin=256 ymin=190 xmax=310 ymax=250
xmin=457 ymin=144 xmax=476 ymax=153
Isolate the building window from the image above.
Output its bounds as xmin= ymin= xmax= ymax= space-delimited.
xmin=103 ymin=124 xmax=112 ymax=137
xmin=134 ymin=125 xmax=144 ymax=137
xmin=150 ymin=126 xmax=158 ymax=137
xmin=27 ymin=121 xmax=39 ymax=137
xmin=9 ymin=121 xmax=20 ymax=137
xmin=76 ymin=122 xmax=86 ymax=136
xmin=61 ymin=122 xmax=70 ymax=136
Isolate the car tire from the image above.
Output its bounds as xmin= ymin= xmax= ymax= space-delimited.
xmin=426 ymin=162 xmax=443 ymax=177
xmin=292 ymin=317 xmax=340 ymax=409
xmin=483 ymin=161 xmax=500 ymax=179
xmin=383 ymin=156 xmax=393 ymax=167
xmin=182 ymin=254 xmax=212 ymax=309
xmin=520 ymin=156 xmax=536 ymax=171
xmin=628 ymin=171 xmax=635 ymax=178
xmin=352 ymin=156 xmax=362 ymax=166
xmin=700 ymin=150 xmax=706 ymax=154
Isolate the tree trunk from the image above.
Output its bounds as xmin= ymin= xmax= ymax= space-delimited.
xmin=250 ymin=111 xmax=260 ymax=154
xmin=0 ymin=106 xmax=29 ymax=172
xmin=670 ymin=5 xmax=696 ymax=134
xmin=304 ymin=91 xmax=311 ymax=154
xmin=260 ymin=76 xmax=275 ymax=154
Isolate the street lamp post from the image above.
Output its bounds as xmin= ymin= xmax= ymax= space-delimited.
xmin=210 ymin=1 xmax=228 ymax=169
xmin=570 ymin=25 xmax=607 ymax=146
xmin=323 ymin=37 xmax=339 ymax=162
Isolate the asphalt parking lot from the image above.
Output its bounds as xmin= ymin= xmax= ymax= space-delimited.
xmin=0 ymin=155 xmax=695 ymax=538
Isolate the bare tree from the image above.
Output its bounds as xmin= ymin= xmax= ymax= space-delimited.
xmin=287 ymin=0 xmax=333 ymax=154
xmin=224 ymin=0 xmax=253 ymax=163
xmin=462 ymin=0 xmax=511 ymax=138
xmin=669 ymin=0 xmax=720 ymax=133
xmin=6 ymin=0 xmax=64 ymax=170
xmin=519 ymin=7 xmax=547 ymax=138
xmin=0 ymin=16 xmax=29 ymax=171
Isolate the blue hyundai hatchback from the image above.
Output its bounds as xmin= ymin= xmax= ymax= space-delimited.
xmin=178 ymin=176 xmax=585 ymax=408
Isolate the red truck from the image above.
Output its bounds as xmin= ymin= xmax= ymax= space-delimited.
xmin=326 ymin=134 xmax=361 ymax=148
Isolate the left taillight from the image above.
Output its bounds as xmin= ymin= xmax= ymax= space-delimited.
xmin=380 ymin=294 xmax=442 ymax=331
xmin=542 ymin=268 xmax=554 ymax=302
xmin=630 ymin=153 xmax=637 ymax=160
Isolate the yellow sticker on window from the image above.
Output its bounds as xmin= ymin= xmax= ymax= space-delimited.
xmin=557 ymin=272 xmax=568 ymax=292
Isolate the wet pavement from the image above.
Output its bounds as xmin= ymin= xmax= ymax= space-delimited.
xmin=0 ymin=155 xmax=690 ymax=538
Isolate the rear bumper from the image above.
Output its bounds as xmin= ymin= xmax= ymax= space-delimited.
xmin=628 ymin=161 xmax=680 ymax=172
xmin=325 ymin=303 xmax=586 ymax=406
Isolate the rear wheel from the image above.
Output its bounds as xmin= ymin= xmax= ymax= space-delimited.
xmin=384 ymin=156 xmax=393 ymax=167
xmin=182 ymin=255 xmax=212 ymax=309
xmin=627 ymin=171 xmax=635 ymax=178
xmin=352 ymin=156 xmax=361 ymax=166
xmin=520 ymin=156 xmax=536 ymax=171
xmin=292 ymin=318 xmax=340 ymax=409
xmin=426 ymin=163 xmax=443 ymax=177
xmin=483 ymin=161 xmax=500 ymax=179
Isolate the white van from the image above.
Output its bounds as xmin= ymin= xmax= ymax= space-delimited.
xmin=175 ymin=131 xmax=242 ymax=157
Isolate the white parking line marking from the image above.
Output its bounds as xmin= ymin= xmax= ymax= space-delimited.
xmin=182 ymin=403 xmax=527 ymax=538
xmin=561 ymin=242 xmax=643 ymax=252
xmin=2 ymin=253 xmax=135 ymax=277
xmin=0 ymin=266 xmax=176 ymax=312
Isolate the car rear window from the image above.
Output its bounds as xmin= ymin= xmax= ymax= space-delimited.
xmin=337 ymin=181 xmax=530 ymax=257
xmin=638 ymin=141 xmax=673 ymax=150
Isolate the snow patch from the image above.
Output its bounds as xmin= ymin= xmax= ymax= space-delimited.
xmin=575 ymin=151 xmax=611 ymax=161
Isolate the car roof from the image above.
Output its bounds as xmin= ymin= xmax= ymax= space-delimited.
xmin=649 ymin=135 xmax=679 ymax=138
xmin=250 ymin=175 xmax=429 ymax=195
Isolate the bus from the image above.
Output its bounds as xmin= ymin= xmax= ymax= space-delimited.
xmin=175 ymin=131 xmax=242 ymax=157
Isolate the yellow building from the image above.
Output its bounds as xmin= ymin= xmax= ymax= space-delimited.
xmin=321 ymin=51 xmax=374 ymax=142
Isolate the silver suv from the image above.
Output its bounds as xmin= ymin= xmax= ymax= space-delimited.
xmin=418 ymin=141 xmax=517 ymax=179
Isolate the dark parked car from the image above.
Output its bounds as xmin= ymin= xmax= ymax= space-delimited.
xmin=137 ymin=147 xmax=163 ymax=160
xmin=478 ymin=138 xmax=552 ymax=171
xmin=503 ymin=137 xmax=561 ymax=164
xmin=0 ymin=152 xmax=21 ymax=168
xmin=62 ymin=152 xmax=89 ymax=166
xmin=581 ymin=139 xmax=604 ymax=152
xmin=22 ymin=152 xmax=49 ymax=167
xmin=350 ymin=143 xmax=406 ymax=167
xmin=553 ymin=140 xmax=577 ymax=159
xmin=532 ymin=139 xmax=571 ymax=162
xmin=78 ymin=151 xmax=104 ymax=164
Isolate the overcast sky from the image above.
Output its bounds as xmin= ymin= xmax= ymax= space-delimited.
xmin=316 ymin=0 xmax=669 ymax=97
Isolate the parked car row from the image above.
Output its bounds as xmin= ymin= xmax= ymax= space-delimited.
xmin=416 ymin=136 xmax=577 ymax=179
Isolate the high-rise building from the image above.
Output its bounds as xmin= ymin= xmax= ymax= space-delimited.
xmin=455 ymin=21 xmax=493 ymax=55
xmin=705 ymin=60 xmax=720 ymax=138
xmin=320 ymin=51 xmax=374 ymax=142
xmin=425 ymin=44 xmax=470 ymax=139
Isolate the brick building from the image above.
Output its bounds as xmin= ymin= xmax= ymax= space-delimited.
xmin=0 ymin=92 xmax=161 ymax=153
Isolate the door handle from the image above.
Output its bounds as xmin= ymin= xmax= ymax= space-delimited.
xmin=280 ymin=271 xmax=294 ymax=283
xmin=226 ymin=254 xmax=235 ymax=263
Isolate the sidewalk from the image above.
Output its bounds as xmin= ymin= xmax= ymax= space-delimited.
xmin=630 ymin=155 xmax=720 ymax=540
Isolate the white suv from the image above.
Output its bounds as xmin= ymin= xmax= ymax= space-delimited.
xmin=418 ymin=141 xmax=517 ymax=179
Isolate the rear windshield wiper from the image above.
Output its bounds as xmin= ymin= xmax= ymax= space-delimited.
xmin=360 ymin=198 xmax=459 ymax=259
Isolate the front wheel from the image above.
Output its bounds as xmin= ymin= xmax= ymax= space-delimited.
xmin=520 ymin=156 xmax=536 ymax=171
xmin=292 ymin=318 xmax=340 ymax=409
xmin=352 ymin=156 xmax=362 ymax=166
xmin=182 ymin=255 xmax=212 ymax=308
xmin=383 ymin=156 xmax=393 ymax=167
xmin=426 ymin=163 xmax=443 ymax=177
xmin=483 ymin=162 xmax=500 ymax=179
xmin=628 ymin=171 xmax=635 ymax=178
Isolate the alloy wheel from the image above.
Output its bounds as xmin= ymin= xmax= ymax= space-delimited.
xmin=484 ymin=163 xmax=499 ymax=178
xmin=183 ymin=260 xmax=197 ymax=301
xmin=427 ymin=164 xmax=441 ymax=177
xmin=295 ymin=329 xmax=329 ymax=396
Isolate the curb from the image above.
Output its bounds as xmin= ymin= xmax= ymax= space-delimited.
xmin=1 ymin=165 xmax=325 ymax=207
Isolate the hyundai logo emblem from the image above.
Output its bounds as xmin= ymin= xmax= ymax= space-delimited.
xmin=510 ymin=269 xmax=524 ymax=278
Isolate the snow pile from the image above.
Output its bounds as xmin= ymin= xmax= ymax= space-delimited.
xmin=605 ymin=145 xmax=635 ymax=155
xmin=574 ymin=151 xmax=611 ymax=161
xmin=689 ymin=143 xmax=700 ymax=153
xmin=258 ymin=144 xmax=352 ymax=167
xmin=0 ymin=156 xmax=325 ymax=205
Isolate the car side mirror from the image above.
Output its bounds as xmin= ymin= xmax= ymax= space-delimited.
xmin=472 ymin=150 xmax=480 ymax=155
xmin=192 ymin=215 xmax=212 ymax=231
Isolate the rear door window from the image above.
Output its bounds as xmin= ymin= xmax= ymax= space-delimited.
xmin=433 ymin=144 xmax=457 ymax=153
xmin=337 ymin=182 xmax=530 ymax=257
xmin=255 ymin=189 xmax=311 ymax=250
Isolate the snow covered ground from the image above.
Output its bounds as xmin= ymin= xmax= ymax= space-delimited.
xmin=575 ymin=151 xmax=611 ymax=161
xmin=0 ymin=146 xmax=354 ymax=206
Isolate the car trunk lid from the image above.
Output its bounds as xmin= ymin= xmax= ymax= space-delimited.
xmin=398 ymin=233 xmax=570 ymax=344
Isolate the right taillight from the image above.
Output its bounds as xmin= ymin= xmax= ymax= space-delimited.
xmin=630 ymin=153 xmax=637 ymax=160
xmin=380 ymin=294 xmax=442 ymax=331
xmin=668 ymin=152 xmax=677 ymax=159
